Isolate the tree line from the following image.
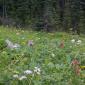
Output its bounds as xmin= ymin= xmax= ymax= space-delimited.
xmin=0 ymin=0 xmax=85 ymax=34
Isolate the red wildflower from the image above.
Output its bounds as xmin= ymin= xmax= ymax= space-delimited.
xmin=71 ymin=59 xmax=81 ymax=75
xmin=60 ymin=41 xmax=64 ymax=48
xmin=71 ymin=59 xmax=79 ymax=66
xmin=75 ymin=66 xmax=81 ymax=75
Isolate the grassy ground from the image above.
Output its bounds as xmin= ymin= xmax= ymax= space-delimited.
xmin=0 ymin=26 xmax=85 ymax=85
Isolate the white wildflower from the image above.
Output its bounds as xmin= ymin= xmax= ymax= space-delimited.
xmin=13 ymin=43 xmax=20 ymax=48
xmin=77 ymin=40 xmax=82 ymax=44
xmin=24 ymin=70 xmax=33 ymax=75
xmin=13 ymin=74 xmax=19 ymax=78
xmin=19 ymin=76 xmax=27 ymax=80
xmin=34 ymin=67 xmax=41 ymax=75
xmin=5 ymin=39 xmax=14 ymax=49
xmin=71 ymin=39 xmax=75 ymax=43
xmin=70 ymin=46 xmax=72 ymax=48
xmin=51 ymin=53 xmax=55 ymax=57
xmin=36 ymin=71 xmax=40 ymax=75
xmin=5 ymin=39 xmax=20 ymax=49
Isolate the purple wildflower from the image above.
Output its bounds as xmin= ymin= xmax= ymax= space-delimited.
xmin=28 ymin=40 xmax=34 ymax=46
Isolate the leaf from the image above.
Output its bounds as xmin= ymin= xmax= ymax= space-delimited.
xmin=66 ymin=56 xmax=71 ymax=64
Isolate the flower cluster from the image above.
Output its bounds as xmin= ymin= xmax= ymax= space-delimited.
xmin=71 ymin=59 xmax=81 ymax=75
xmin=19 ymin=76 xmax=27 ymax=80
xmin=71 ymin=39 xmax=82 ymax=45
xmin=77 ymin=40 xmax=82 ymax=45
xmin=71 ymin=39 xmax=75 ymax=43
xmin=34 ymin=67 xmax=41 ymax=75
xmin=13 ymin=67 xmax=41 ymax=81
xmin=13 ymin=74 xmax=27 ymax=80
xmin=13 ymin=74 xmax=19 ymax=78
xmin=24 ymin=70 xmax=33 ymax=75
xmin=5 ymin=39 xmax=20 ymax=49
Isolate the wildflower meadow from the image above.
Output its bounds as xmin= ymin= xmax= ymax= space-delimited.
xmin=0 ymin=26 xmax=85 ymax=85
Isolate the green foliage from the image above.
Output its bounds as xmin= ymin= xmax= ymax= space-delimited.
xmin=0 ymin=39 xmax=6 ymax=50
xmin=0 ymin=27 xmax=85 ymax=85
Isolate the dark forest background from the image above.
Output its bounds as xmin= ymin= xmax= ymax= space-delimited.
xmin=0 ymin=0 xmax=85 ymax=34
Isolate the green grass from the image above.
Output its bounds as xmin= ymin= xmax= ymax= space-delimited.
xmin=0 ymin=26 xmax=85 ymax=85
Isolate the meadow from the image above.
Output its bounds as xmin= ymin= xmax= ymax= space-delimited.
xmin=0 ymin=26 xmax=85 ymax=85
